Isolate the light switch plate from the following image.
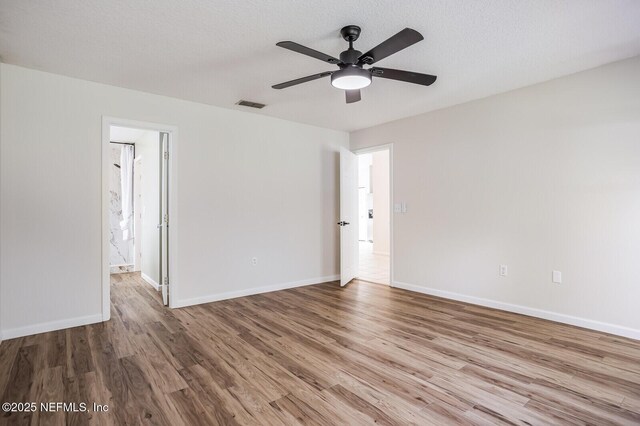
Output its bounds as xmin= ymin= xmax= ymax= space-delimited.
xmin=401 ymin=202 xmax=407 ymax=213
xmin=552 ymin=270 xmax=562 ymax=283
xmin=500 ymin=265 xmax=508 ymax=276
xmin=394 ymin=203 xmax=402 ymax=213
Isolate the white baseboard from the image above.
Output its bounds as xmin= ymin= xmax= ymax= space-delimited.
xmin=0 ymin=314 xmax=103 ymax=340
xmin=173 ymin=274 xmax=340 ymax=309
xmin=392 ymin=280 xmax=640 ymax=340
xmin=141 ymin=272 xmax=161 ymax=290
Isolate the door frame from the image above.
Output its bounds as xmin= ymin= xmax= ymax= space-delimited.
xmin=133 ymin=155 xmax=143 ymax=272
xmin=101 ymin=116 xmax=179 ymax=320
xmin=352 ymin=143 xmax=394 ymax=286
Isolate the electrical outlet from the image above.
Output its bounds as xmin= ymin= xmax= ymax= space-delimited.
xmin=552 ymin=270 xmax=562 ymax=283
xmin=499 ymin=265 xmax=508 ymax=276
xmin=394 ymin=203 xmax=402 ymax=213
xmin=251 ymin=257 xmax=258 ymax=266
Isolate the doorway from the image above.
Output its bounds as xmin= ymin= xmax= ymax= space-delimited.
xmin=102 ymin=117 xmax=177 ymax=321
xmin=356 ymin=149 xmax=390 ymax=285
xmin=339 ymin=145 xmax=392 ymax=287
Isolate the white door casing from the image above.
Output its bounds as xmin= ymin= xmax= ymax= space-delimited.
xmin=133 ymin=157 xmax=143 ymax=271
xmin=102 ymin=117 xmax=178 ymax=320
xmin=160 ymin=133 xmax=169 ymax=305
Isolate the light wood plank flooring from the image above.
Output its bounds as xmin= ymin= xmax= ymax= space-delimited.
xmin=1 ymin=272 xmax=639 ymax=425
xmin=358 ymin=241 xmax=390 ymax=285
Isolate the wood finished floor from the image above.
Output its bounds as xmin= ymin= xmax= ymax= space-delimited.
xmin=1 ymin=273 xmax=640 ymax=425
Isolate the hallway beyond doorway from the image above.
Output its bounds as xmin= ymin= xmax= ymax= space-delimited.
xmin=358 ymin=241 xmax=389 ymax=285
xmin=356 ymin=147 xmax=391 ymax=286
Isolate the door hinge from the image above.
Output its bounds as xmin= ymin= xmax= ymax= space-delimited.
xmin=163 ymin=277 xmax=169 ymax=286
xmin=164 ymin=213 xmax=169 ymax=224
xmin=164 ymin=151 xmax=169 ymax=160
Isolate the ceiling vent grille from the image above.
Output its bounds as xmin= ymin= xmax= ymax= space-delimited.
xmin=236 ymin=100 xmax=266 ymax=109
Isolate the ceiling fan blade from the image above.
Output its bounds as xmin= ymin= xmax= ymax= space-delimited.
xmin=272 ymin=71 xmax=333 ymax=89
xmin=276 ymin=41 xmax=341 ymax=64
xmin=357 ymin=28 xmax=423 ymax=65
xmin=370 ymin=67 xmax=437 ymax=86
xmin=345 ymin=90 xmax=361 ymax=104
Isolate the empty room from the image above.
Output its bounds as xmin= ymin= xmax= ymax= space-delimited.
xmin=1 ymin=1 xmax=639 ymax=425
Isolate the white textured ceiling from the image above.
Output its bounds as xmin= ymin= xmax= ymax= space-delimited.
xmin=1 ymin=1 xmax=640 ymax=131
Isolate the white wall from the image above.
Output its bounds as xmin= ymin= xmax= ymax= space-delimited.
xmin=358 ymin=154 xmax=372 ymax=241
xmin=0 ymin=64 xmax=348 ymax=338
xmin=134 ymin=130 xmax=161 ymax=285
xmin=351 ymin=56 xmax=640 ymax=338
xmin=357 ymin=153 xmax=372 ymax=190
xmin=372 ymin=150 xmax=390 ymax=256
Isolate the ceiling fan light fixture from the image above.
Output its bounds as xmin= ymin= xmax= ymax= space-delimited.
xmin=330 ymin=67 xmax=371 ymax=90
xmin=273 ymin=26 xmax=435 ymax=103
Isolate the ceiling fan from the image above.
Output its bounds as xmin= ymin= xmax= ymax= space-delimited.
xmin=272 ymin=25 xmax=437 ymax=104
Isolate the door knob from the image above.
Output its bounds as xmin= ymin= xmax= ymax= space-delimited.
xmin=337 ymin=221 xmax=350 ymax=226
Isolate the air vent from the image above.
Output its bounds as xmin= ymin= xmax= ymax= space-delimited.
xmin=236 ymin=100 xmax=266 ymax=109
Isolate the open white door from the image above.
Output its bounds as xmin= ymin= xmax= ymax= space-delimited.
xmin=160 ymin=132 xmax=169 ymax=305
xmin=339 ymin=148 xmax=359 ymax=286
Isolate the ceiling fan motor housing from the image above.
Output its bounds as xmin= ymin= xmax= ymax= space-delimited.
xmin=339 ymin=25 xmax=363 ymax=65
xmin=340 ymin=49 xmax=362 ymax=65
